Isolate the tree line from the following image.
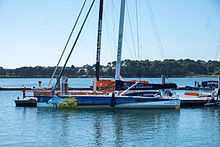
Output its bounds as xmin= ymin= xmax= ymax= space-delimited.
xmin=1 ymin=59 xmax=220 ymax=78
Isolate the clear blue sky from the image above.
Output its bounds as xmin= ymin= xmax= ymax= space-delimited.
xmin=0 ymin=0 xmax=220 ymax=68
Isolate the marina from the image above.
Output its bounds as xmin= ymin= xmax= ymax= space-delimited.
xmin=1 ymin=0 xmax=220 ymax=146
xmin=10 ymin=76 xmax=220 ymax=108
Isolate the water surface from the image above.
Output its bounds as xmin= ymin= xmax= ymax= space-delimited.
xmin=0 ymin=78 xmax=220 ymax=146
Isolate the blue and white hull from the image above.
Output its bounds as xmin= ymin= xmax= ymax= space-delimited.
xmin=37 ymin=95 xmax=180 ymax=109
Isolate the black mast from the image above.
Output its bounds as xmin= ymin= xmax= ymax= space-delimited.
xmin=95 ymin=0 xmax=104 ymax=81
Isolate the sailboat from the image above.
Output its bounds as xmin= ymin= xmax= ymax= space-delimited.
xmin=37 ymin=0 xmax=180 ymax=109
xmin=33 ymin=0 xmax=156 ymax=97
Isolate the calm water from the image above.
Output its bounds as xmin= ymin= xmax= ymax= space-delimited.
xmin=0 ymin=78 xmax=220 ymax=146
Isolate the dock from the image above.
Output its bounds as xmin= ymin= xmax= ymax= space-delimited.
xmin=0 ymin=87 xmax=33 ymax=91
xmin=1 ymin=86 xmax=205 ymax=91
xmin=180 ymin=97 xmax=213 ymax=107
xmin=14 ymin=97 xmax=219 ymax=108
xmin=14 ymin=97 xmax=37 ymax=107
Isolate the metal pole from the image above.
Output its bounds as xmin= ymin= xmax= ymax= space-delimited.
xmin=115 ymin=0 xmax=126 ymax=80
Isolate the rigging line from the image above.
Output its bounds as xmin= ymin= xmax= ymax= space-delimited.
xmin=103 ymin=13 xmax=115 ymax=54
xmin=147 ymin=0 xmax=165 ymax=59
xmin=47 ymin=0 xmax=87 ymax=88
xmin=146 ymin=0 xmax=164 ymax=59
xmin=146 ymin=0 xmax=165 ymax=59
xmin=135 ymin=0 xmax=142 ymax=80
xmin=111 ymin=0 xmax=119 ymax=53
xmin=52 ymin=0 xmax=96 ymax=93
xmin=124 ymin=35 xmax=134 ymax=59
xmin=103 ymin=0 xmax=118 ymax=59
xmin=149 ymin=4 xmax=166 ymax=59
xmin=135 ymin=0 xmax=140 ymax=60
xmin=103 ymin=5 xmax=117 ymax=60
xmin=120 ymin=2 xmax=135 ymax=61
xmin=150 ymin=0 xmax=165 ymax=59
xmin=125 ymin=1 xmax=137 ymax=59
xmin=68 ymin=1 xmax=97 ymax=63
xmin=215 ymin=39 xmax=220 ymax=60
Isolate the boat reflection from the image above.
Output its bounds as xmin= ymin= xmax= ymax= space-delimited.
xmin=34 ymin=108 xmax=180 ymax=146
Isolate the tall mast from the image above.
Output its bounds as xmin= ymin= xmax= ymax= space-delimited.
xmin=115 ymin=0 xmax=126 ymax=80
xmin=95 ymin=0 xmax=104 ymax=81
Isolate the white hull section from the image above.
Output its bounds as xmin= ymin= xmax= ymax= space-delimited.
xmin=114 ymin=100 xmax=180 ymax=109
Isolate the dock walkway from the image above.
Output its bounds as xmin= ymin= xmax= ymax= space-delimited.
xmin=180 ymin=97 xmax=213 ymax=107
xmin=14 ymin=97 xmax=37 ymax=107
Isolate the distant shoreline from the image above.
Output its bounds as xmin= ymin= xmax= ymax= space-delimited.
xmin=1 ymin=59 xmax=220 ymax=78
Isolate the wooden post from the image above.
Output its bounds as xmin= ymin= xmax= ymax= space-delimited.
xmin=93 ymin=78 xmax=97 ymax=92
xmin=61 ymin=77 xmax=68 ymax=95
